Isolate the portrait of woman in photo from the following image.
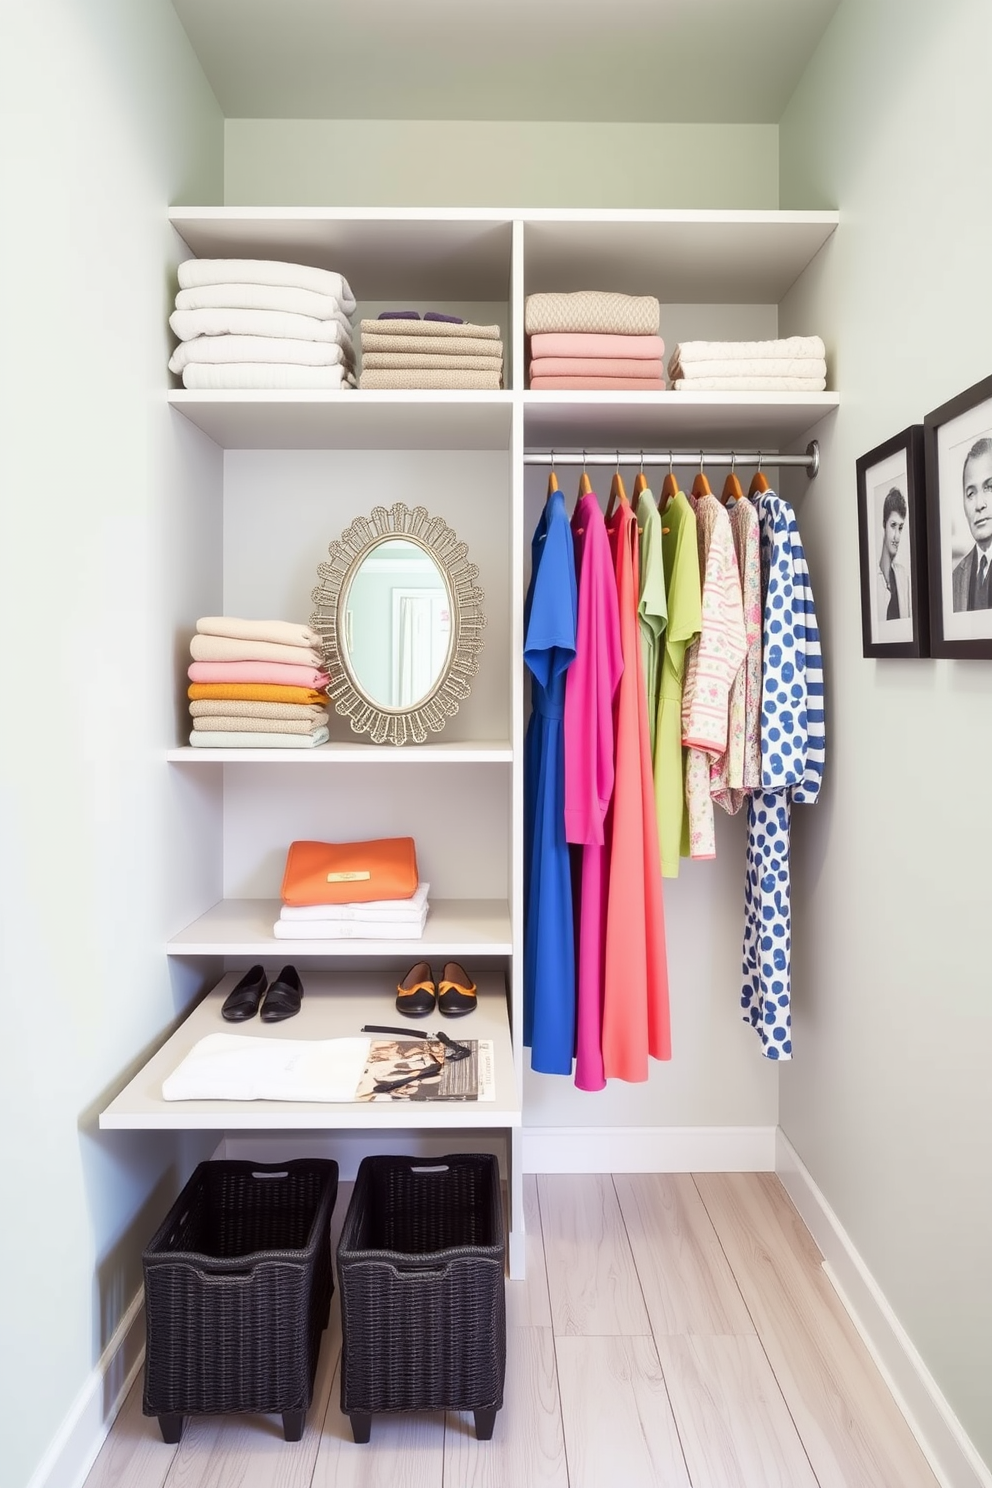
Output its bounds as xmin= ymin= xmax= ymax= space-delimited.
xmin=876 ymin=486 xmax=911 ymax=621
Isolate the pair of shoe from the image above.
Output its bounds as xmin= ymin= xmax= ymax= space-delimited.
xmin=395 ymin=960 xmax=477 ymax=1019
xmin=221 ymin=965 xmax=304 ymax=1023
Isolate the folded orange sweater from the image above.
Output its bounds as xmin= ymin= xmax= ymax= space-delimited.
xmin=188 ymin=682 xmax=329 ymax=705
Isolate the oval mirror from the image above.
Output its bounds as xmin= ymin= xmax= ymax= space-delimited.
xmin=341 ymin=537 xmax=453 ymax=711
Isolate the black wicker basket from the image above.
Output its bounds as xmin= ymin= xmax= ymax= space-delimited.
xmin=142 ymin=1158 xmax=338 ymax=1444
xmin=336 ymin=1153 xmax=506 ymax=1443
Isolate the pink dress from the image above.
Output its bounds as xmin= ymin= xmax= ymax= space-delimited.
xmin=563 ymin=492 xmax=623 ymax=1091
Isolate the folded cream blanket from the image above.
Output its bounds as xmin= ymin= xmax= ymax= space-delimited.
xmin=360 ymin=332 xmax=503 ymax=358
xmin=178 ymin=258 xmax=356 ymax=315
xmin=192 ymin=714 xmax=328 ymax=735
xmin=170 ymin=336 xmax=353 ymax=373
xmin=359 ymin=318 xmax=500 ymax=341
xmin=273 ymin=912 xmax=428 ymax=940
xmin=671 ymin=376 xmax=826 ymax=391
xmin=171 ymin=307 xmax=356 ymax=351
xmin=162 ymin=1032 xmax=371 ymax=1102
xmin=359 ymin=369 xmax=502 ymax=390
xmin=189 ymin=727 xmax=330 ymax=748
xmin=188 ymin=699 xmax=328 ymax=721
xmin=670 ymin=336 xmax=825 ymax=368
xmin=190 ymin=634 xmax=324 ymax=667
xmin=175 ymin=282 xmax=353 ymax=325
xmin=668 ymin=356 xmax=827 ymax=381
xmin=180 ymin=364 xmax=356 ymax=390
xmin=362 ymin=352 xmax=505 ymax=372
xmin=530 ymin=332 xmax=665 ymax=359
xmin=280 ymin=882 xmax=431 ymax=921
xmin=196 ymin=616 xmax=323 ymax=649
xmin=525 ymin=291 xmax=660 ymax=336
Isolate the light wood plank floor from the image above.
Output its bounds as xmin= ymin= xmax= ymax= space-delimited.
xmin=83 ymin=1174 xmax=940 ymax=1488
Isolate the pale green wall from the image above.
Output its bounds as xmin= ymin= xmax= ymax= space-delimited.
xmin=225 ymin=118 xmax=779 ymax=207
xmin=779 ymin=0 xmax=992 ymax=1468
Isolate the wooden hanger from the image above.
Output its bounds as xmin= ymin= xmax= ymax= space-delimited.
xmin=691 ymin=452 xmax=711 ymax=499
xmin=605 ymin=458 xmax=628 ymax=519
xmin=577 ymin=450 xmax=592 ymax=497
xmin=722 ymin=453 xmax=744 ymax=505
xmin=748 ymin=453 xmax=770 ymax=498
xmin=660 ymin=452 xmax=680 ymax=506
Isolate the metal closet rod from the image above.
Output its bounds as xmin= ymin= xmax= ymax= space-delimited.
xmin=524 ymin=439 xmax=820 ymax=478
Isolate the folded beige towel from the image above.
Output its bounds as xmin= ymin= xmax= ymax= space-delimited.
xmin=170 ymin=336 xmax=353 ymax=374
xmin=525 ymin=291 xmax=660 ymax=336
xmin=175 ymin=282 xmax=353 ymax=326
xmin=170 ymin=307 xmax=355 ymax=351
xmin=359 ymin=318 xmax=500 ymax=341
xmin=195 ymin=616 xmax=323 ymax=649
xmin=192 ymin=714 xmax=327 ymax=735
xmin=189 ymin=634 xmax=324 ymax=667
xmin=180 ymin=364 xmax=356 ymax=389
xmin=668 ymin=357 xmax=827 ymax=381
xmin=359 ymin=369 xmax=502 ymax=390
xmin=362 ymin=351 xmax=505 ymax=372
xmin=360 ymin=332 xmax=503 ymax=359
xmin=188 ymin=700 xmax=328 ymax=721
xmin=670 ymin=336 xmax=825 ymax=370
xmin=671 ymin=376 xmax=827 ymax=391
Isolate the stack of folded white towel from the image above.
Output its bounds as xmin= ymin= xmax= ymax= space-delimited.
xmin=358 ymin=313 xmax=503 ymax=390
xmin=168 ymin=259 xmax=357 ymax=390
xmin=274 ymin=880 xmax=431 ymax=940
xmin=667 ymin=335 xmax=827 ymax=392
xmin=188 ymin=617 xmax=331 ymax=748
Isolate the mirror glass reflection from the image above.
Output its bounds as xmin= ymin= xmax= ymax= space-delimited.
xmin=342 ymin=538 xmax=453 ymax=709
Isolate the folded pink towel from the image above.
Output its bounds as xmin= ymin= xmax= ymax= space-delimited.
xmin=529 ymin=333 xmax=665 ymax=360
xmin=188 ymin=660 xmax=330 ymax=688
xmin=529 ymin=376 xmax=667 ymax=391
xmin=529 ymin=357 xmax=665 ymax=380
xmin=189 ymin=634 xmax=324 ymax=667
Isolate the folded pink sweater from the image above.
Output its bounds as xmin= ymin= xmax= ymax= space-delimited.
xmin=529 ymin=375 xmax=667 ymax=391
xmin=529 ymin=357 xmax=665 ymax=380
xmin=529 ymin=333 xmax=665 ymax=360
xmin=188 ymin=660 xmax=330 ymax=688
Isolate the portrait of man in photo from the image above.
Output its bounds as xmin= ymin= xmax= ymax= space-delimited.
xmin=876 ymin=486 xmax=910 ymax=621
xmin=952 ymin=436 xmax=992 ymax=611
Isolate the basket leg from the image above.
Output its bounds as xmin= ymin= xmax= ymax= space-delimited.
xmin=282 ymin=1409 xmax=305 ymax=1442
xmin=157 ymin=1413 xmax=184 ymax=1445
xmin=349 ymin=1412 xmax=372 ymax=1443
xmin=474 ymin=1407 xmax=497 ymax=1441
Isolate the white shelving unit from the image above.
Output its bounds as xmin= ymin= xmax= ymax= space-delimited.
xmin=105 ymin=204 xmax=840 ymax=1279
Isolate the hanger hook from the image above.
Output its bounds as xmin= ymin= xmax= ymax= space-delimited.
xmin=582 ymin=448 xmax=588 ymax=470
xmin=668 ymin=450 xmax=674 ymax=478
xmin=731 ymin=450 xmax=737 ymax=474
xmin=639 ymin=449 xmax=645 ymax=474
xmin=757 ymin=451 xmax=763 ymax=472
xmin=615 ymin=448 xmax=621 ymax=474
xmin=550 ymin=448 xmax=556 ymax=473
xmin=699 ymin=450 xmax=705 ymax=473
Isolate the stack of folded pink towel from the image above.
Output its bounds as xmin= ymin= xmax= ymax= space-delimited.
xmin=187 ymin=617 xmax=331 ymax=748
xmin=525 ymin=291 xmax=665 ymax=390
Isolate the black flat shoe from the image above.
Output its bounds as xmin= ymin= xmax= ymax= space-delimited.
xmin=260 ymin=964 xmax=304 ymax=1023
xmin=221 ymin=965 xmax=267 ymax=1021
xmin=437 ymin=961 xmax=477 ymax=1017
xmin=395 ymin=960 xmax=436 ymax=1018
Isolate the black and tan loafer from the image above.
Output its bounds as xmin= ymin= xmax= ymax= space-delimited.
xmin=437 ymin=961 xmax=477 ymax=1017
xmin=395 ymin=960 xmax=436 ymax=1018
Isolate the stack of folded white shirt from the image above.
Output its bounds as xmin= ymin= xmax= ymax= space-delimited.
xmin=168 ymin=259 xmax=357 ymax=390
xmin=273 ymin=881 xmax=431 ymax=939
xmin=667 ymin=335 xmax=827 ymax=391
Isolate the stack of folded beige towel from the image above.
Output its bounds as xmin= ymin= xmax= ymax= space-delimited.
xmin=168 ymin=259 xmax=357 ymax=390
xmin=526 ymin=291 xmax=666 ymax=389
xmin=187 ymin=617 xmax=331 ymax=748
xmin=358 ymin=318 xmax=503 ymax=389
xmin=667 ymin=335 xmax=827 ymax=392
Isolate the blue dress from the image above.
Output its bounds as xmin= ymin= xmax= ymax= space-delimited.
xmin=523 ymin=490 xmax=578 ymax=1074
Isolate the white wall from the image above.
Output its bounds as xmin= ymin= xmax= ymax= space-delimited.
xmin=0 ymin=5 xmax=223 ymax=1486
xmin=779 ymin=0 xmax=992 ymax=1468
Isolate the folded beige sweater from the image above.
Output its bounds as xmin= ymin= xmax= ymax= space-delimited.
xmin=191 ymin=714 xmax=327 ymax=735
xmin=189 ymin=634 xmax=324 ymax=667
xmin=362 ymin=351 xmax=503 ymax=372
xmin=188 ymin=699 xmax=328 ymax=721
xmin=525 ymin=291 xmax=660 ymax=336
xmin=195 ymin=616 xmax=323 ymax=649
xmin=359 ymin=368 xmax=502 ymax=390
xmin=359 ymin=318 xmax=500 ymax=341
xmin=360 ymin=332 xmax=503 ymax=359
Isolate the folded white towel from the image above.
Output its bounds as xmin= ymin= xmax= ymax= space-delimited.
xmin=170 ymin=307 xmax=355 ymax=351
xmin=670 ymin=336 xmax=825 ymax=370
xmin=175 ymin=282 xmax=353 ymax=326
xmin=162 ymin=1032 xmax=372 ymax=1102
xmin=671 ymin=376 xmax=826 ymax=391
xmin=178 ymin=258 xmax=356 ymax=315
xmin=279 ymin=882 xmax=431 ymax=922
xmin=668 ymin=357 xmax=827 ymax=381
xmin=273 ymin=911 xmax=428 ymax=940
xmin=180 ymin=364 xmax=356 ymax=390
xmin=170 ymin=336 xmax=353 ymax=374
xmin=189 ymin=727 xmax=331 ymax=748
xmin=196 ymin=616 xmax=323 ymax=649
xmin=190 ymin=634 xmax=324 ymax=666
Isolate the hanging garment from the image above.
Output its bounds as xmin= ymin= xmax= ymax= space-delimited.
xmin=712 ymin=495 xmax=762 ymax=814
xmin=563 ymin=492 xmax=623 ymax=1092
xmin=741 ymin=491 xmax=825 ymax=1059
xmin=635 ymin=487 xmax=668 ymax=758
xmin=523 ymin=489 xmax=578 ymax=1075
xmin=602 ymin=500 xmax=671 ymax=1081
xmin=654 ymin=489 xmax=702 ymax=876
xmin=682 ymin=494 xmax=747 ymax=859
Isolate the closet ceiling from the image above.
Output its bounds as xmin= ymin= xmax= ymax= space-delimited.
xmin=172 ymin=0 xmax=840 ymax=124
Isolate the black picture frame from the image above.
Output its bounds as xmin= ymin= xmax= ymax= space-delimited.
xmin=856 ymin=425 xmax=928 ymax=658
xmin=924 ymin=372 xmax=992 ymax=659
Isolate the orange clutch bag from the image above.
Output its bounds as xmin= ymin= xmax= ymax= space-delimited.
xmin=280 ymin=837 xmax=419 ymax=906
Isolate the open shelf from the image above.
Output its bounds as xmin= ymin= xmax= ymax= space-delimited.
xmin=522 ymin=391 xmax=839 ymax=451
xmin=98 ymin=969 xmax=519 ymax=1131
xmin=168 ymin=899 xmax=514 ymax=957
xmin=168 ymin=740 xmax=513 ymax=763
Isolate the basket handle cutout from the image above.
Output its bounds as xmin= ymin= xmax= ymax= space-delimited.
xmin=251 ymin=1169 xmax=289 ymax=1179
xmin=410 ymin=1165 xmax=449 ymax=1174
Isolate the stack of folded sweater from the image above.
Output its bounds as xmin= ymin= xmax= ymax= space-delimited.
xmin=168 ymin=259 xmax=357 ymax=390
xmin=187 ymin=617 xmax=330 ymax=748
xmin=667 ymin=335 xmax=827 ymax=391
xmin=525 ymin=291 xmax=665 ymax=389
xmin=274 ymin=880 xmax=431 ymax=940
xmin=358 ymin=312 xmax=503 ymax=389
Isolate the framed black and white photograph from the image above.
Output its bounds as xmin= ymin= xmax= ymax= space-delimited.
xmin=924 ymin=373 xmax=992 ymax=658
xmin=856 ymin=425 xmax=928 ymax=658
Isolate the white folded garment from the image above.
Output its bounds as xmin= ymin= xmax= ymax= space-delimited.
xmin=668 ymin=357 xmax=827 ymax=381
xmin=273 ymin=910 xmax=429 ymax=940
xmin=280 ymin=882 xmax=431 ymax=922
xmin=175 ymin=282 xmax=353 ymax=326
xmin=180 ymin=363 xmax=356 ymax=390
xmin=189 ymin=727 xmax=330 ymax=748
xmin=190 ymin=633 xmax=324 ymax=666
xmin=670 ymin=335 xmax=825 ymax=370
xmin=178 ymin=258 xmax=356 ymax=314
xmin=170 ymin=336 xmax=353 ymax=374
xmin=671 ymin=376 xmax=826 ymax=391
xmin=162 ymin=1032 xmax=372 ymax=1102
xmin=196 ymin=616 xmax=323 ymax=649
xmin=170 ymin=307 xmax=356 ymax=351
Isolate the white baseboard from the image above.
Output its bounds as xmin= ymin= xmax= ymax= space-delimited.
xmin=522 ymin=1124 xmax=776 ymax=1173
xmin=776 ymin=1130 xmax=992 ymax=1488
xmin=26 ymin=1290 xmax=145 ymax=1488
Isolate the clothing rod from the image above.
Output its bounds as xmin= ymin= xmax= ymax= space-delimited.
xmin=524 ymin=439 xmax=820 ymax=478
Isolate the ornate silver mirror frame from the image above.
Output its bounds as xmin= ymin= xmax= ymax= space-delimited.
xmin=310 ymin=502 xmax=486 ymax=745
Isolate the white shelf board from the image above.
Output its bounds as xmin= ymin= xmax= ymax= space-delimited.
xmin=167 ymin=390 xmax=513 ymax=450
xmin=168 ymin=740 xmax=513 ymax=763
xmin=522 ymin=392 xmax=839 ymax=452
xmin=99 ymin=969 xmax=519 ymax=1131
xmin=168 ymin=899 xmax=513 ymax=957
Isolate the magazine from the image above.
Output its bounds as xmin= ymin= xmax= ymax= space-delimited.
xmin=354 ymin=1038 xmax=495 ymax=1102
